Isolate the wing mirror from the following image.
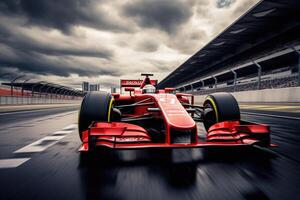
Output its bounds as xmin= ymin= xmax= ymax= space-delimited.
xmin=125 ymin=87 xmax=135 ymax=96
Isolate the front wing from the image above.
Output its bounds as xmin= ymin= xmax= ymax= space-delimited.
xmin=79 ymin=121 xmax=274 ymax=151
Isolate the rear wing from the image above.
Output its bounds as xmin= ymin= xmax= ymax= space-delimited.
xmin=120 ymin=79 xmax=158 ymax=88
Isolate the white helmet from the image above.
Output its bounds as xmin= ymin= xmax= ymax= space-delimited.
xmin=142 ymin=84 xmax=156 ymax=93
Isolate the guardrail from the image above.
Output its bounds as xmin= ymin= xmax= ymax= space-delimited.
xmin=0 ymin=96 xmax=81 ymax=105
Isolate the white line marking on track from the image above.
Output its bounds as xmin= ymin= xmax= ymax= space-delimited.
xmin=0 ymin=124 xmax=76 ymax=169
xmin=14 ymin=136 xmax=65 ymax=153
xmin=52 ymin=130 xmax=73 ymax=135
xmin=0 ymin=158 xmax=30 ymax=169
xmin=241 ymin=111 xmax=300 ymax=120
xmin=62 ymin=124 xmax=77 ymax=130
xmin=0 ymin=109 xmax=49 ymax=116
xmin=0 ymin=108 xmax=78 ymax=116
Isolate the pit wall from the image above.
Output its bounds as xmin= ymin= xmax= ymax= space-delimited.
xmin=194 ymin=87 xmax=300 ymax=104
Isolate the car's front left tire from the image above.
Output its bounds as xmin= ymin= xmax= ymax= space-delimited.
xmin=78 ymin=91 xmax=113 ymax=141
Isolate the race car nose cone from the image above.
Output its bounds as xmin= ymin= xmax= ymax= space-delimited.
xmin=155 ymin=94 xmax=196 ymax=129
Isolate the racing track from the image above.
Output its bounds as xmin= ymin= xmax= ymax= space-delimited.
xmin=0 ymin=104 xmax=299 ymax=200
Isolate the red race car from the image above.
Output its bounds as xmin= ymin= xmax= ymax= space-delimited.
xmin=78 ymin=74 xmax=273 ymax=152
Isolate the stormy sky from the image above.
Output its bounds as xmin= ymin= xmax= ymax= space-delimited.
xmin=0 ymin=0 xmax=259 ymax=89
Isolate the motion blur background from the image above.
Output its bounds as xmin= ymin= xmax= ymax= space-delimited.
xmin=0 ymin=0 xmax=300 ymax=200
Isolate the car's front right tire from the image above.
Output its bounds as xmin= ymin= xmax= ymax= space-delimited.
xmin=203 ymin=92 xmax=240 ymax=131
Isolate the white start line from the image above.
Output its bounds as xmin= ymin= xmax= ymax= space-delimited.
xmin=0 ymin=124 xmax=77 ymax=169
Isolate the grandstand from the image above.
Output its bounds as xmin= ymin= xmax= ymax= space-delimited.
xmin=158 ymin=0 xmax=300 ymax=96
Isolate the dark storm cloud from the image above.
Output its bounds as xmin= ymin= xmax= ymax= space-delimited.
xmin=0 ymin=44 xmax=120 ymax=77
xmin=216 ymin=0 xmax=236 ymax=8
xmin=0 ymin=12 xmax=119 ymax=78
xmin=123 ymin=0 xmax=193 ymax=34
xmin=0 ymin=46 xmax=121 ymax=78
xmin=0 ymin=0 xmax=130 ymax=33
xmin=0 ymin=23 xmax=113 ymax=59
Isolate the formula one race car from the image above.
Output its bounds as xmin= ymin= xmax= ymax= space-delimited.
xmin=78 ymin=74 xmax=272 ymax=152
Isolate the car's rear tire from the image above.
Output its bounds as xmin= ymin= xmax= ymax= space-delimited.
xmin=203 ymin=92 xmax=240 ymax=131
xmin=78 ymin=91 xmax=113 ymax=141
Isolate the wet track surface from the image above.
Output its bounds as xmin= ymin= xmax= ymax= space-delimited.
xmin=0 ymin=106 xmax=299 ymax=200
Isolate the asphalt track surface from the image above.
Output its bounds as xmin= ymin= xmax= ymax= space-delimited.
xmin=0 ymin=104 xmax=299 ymax=200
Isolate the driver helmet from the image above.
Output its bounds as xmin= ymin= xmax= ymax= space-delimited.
xmin=142 ymin=84 xmax=156 ymax=94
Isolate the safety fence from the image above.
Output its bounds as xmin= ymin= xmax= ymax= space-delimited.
xmin=0 ymin=96 xmax=81 ymax=105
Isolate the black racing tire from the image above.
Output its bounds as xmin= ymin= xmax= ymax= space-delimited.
xmin=203 ymin=92 xmax=240 ymax=131
xmin=78 ymin=91 xmax=113 ymax=141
